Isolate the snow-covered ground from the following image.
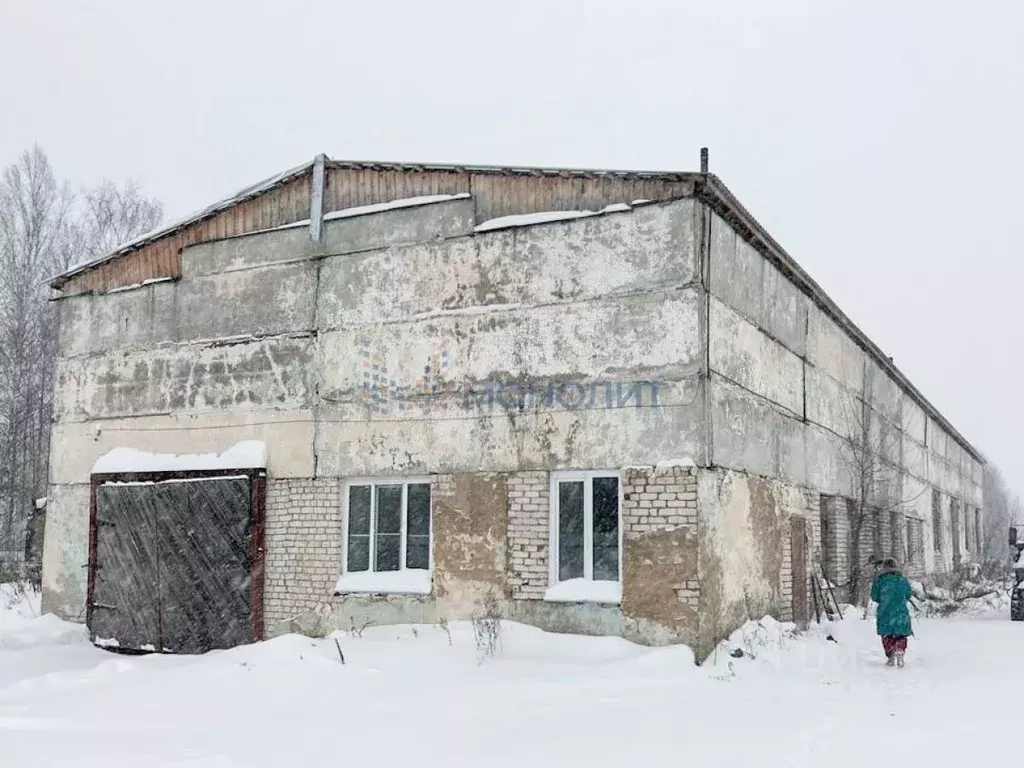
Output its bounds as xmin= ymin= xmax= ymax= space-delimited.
xmin=1 ymin=583 xmax=1020 ymax=767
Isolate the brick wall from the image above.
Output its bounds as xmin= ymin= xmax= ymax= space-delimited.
xmin=622 ymin=466 xmax=699 ymax=610
xmin=821 ymin=495 xmax=851 ymax=592
xmin=263 ymin=477 xmax=342 ymax=627
xmin=776 ymin=489 xmax=822 ymax=623
xmin=905 ymin=517 xmax=926 ymax=578
xmin=507 ymin=471 xmax=550 ymax=600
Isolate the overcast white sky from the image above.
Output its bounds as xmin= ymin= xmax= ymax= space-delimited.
xmin=1 ymin=1 xmax=1020 ymax=491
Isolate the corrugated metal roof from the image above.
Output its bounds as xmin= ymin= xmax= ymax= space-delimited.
xmin=324 ymin=158 xmax=700 ymax=181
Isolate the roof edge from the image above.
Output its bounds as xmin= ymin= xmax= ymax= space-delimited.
xmin=696 ymin=173 xmax=984 ymax=465
xmin=49 ymin=158 xmax=317 ymax=289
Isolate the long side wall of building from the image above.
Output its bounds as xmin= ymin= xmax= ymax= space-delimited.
xmin=700 ymin=203 xmax=984 ymax=627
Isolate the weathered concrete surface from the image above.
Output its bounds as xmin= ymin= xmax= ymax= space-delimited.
xmin=56 ymin=262 xmax=316 ymax=358
xmin=622 ymin=527 xmax=698 ymax=647
xmin=183 ymin=197 xmax=478 ymax=278
xmin=709 ymin=213 xmax=807 ymax=357
xmin=706 ymin=204 xmax=984 ymax=542
xmin=58 ymin=281 xmax=179 ymax=358
xmin=316 ymin=377 xmax=703 ymax=476
xmin=40 ymin=484 xmax=90 ymax=620
xmin=316 ymin=594 xmax=623 ymax=641
xmin=709 ymin=375 xmax=807 ymax=488
xmin=318 ymin=201 xmax=697 ymax=329
xmin=49 ymin=412 xmax=315 ymax=484
xmin=433 ymin=474 xmax=509 ymax=610
xmin=55 ymin=336 xmax=315 ymax=423
xmin=709 ymin=298 xmax=803 ymax=416
xmin=805 ymin=304 xmax=865 ymax=393
xmin=696 ymin=467 xmax=799 ymax=658
xmin=175 ymin=263 xmax=316 ymax=341
xmin=319 ymin=290 xmax=700 ymax=396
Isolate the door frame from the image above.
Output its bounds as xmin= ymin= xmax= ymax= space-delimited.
xmin=790 ymin=516 xmax=809 ymax=627
xmin=87 ymin=467 xmax=267 ymax=646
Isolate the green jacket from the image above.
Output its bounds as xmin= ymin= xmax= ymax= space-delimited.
xmin=870 ymin=569 xmax=913 ymax=637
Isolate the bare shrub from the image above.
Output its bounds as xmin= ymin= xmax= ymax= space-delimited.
xmin=348 ymin=617 xmax=372 ymax=638
xmin=913 ymin=566 xmax=1007 ymax=616
xmin=471 ymin=590 xmax=502 ymax=662
xmin=438 ymin=617 xmax=452 ymax=646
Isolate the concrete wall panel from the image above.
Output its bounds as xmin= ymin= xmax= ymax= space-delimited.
xmin=697 ymin=467 xmax=802 ymax=656
xmin=866 ymin=360 xmax=901 ymax=419
xmin=315 ymin=376 xmax=704 ymax=476
xmin=903 ymin=438 xmax=928 ymax=481
xmin=709 ymin=298 xmax=803 ymax=416
xmin=318 ymin=202 xmax=697 ymax=330
xmin=710 ymin=216 xmax=762 ymax=323
xmin=804 ymin=424 xmax=853 ymax=497
xmin=762 ymin=262 xmax=807 ymax=356
xmin=902 ymin=396 xmax=927 ymax=444
xmin=59 ymin=282 xmax=179 ymax=357
xmin=40 ymin=484 xmax=90 ymax=621
xmin=806 ymin=305 xmax=864 ymax=393
xmin=319 ymin=290 xmax=701 ymax=401
xmin=183 ymin=198 xmax=476 ymax=278
xmin=321 ymin=198 xmax=476 ymax=257
xmin=805 ymin=364 xmax=855 ymax=440
xmin=175 ymin=262 xmax=317 ymax=341
xmin=514 ymin=200 xmax=697 ymax=295
xmin=49 ymin=410 xmax=315 ymax=484
xmin=709 ymin=376 xmax=805 ymax=483
xmin=55 ymin=336 xmax=315 ymax=423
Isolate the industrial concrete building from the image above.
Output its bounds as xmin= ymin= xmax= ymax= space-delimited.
xmin=42 ymin=155 xmax=985 ymax=658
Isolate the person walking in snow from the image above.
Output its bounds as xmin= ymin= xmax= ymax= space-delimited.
xmin=870 ymin=557 xmax=913 ymax=667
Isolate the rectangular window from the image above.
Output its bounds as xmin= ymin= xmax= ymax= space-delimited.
xmin=964 ymin=503 xmax=973 ymax=553
xmin=872 ymin=509 xmax=882 ymax=558
xmin=547 ymin=471 xmax=621 ymax=604
xmin=338 ymin=479 xmax=432 ymax=594
xmin=975 ymin=508 xmax=982 ymax=555
xmin=932 ymin=490 xmax=943 ymax=553
xmin=819 ymin=496 xmax=832 ymax=580
xmin=906 ymin=518 xmax=924 ymax=566
xmin=889 ymin=511 xmax=902 ymax=560
xmin=906 ymin=519 xmax=915 ymax=565
xmin=951 ymin=500 xmax=961 ymax=555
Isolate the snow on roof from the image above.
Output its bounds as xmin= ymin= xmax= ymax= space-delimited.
xmin=92 ymin=440 xmax=267 ymax=475
xmin=474 ymin=202 xmax=633 ymax=233
xmin=253 ymin=193 xmax=472 ymax=235
xmin=324 ymin=193 xmax=470 ymax=221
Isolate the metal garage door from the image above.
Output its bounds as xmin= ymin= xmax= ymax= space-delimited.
xmin=88 ymin=472 xmax=265 ymax=654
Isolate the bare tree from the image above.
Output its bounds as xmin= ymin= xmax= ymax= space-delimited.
xmin=837 ymin=365 xmax=925 ymax=606
xmin=75 ymin=180 xmax=163 ymax=263
xmin=0 ymin=146 xmax=72 ymax=560
xmin=0 ymin=146 xmax=162 ymax=572
xmin=983 ymin=463 xmax=1021 ymax=565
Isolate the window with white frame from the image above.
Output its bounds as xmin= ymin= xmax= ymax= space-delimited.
xmin=337 ymin=479 xmax=432 ymax=594
xmin=547 ymin=471 xmax=621 ymax=604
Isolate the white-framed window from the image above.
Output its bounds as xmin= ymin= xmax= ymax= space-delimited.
xmin=546 ymin=470 xmax=622 ymax=604
xmin=337 ymin=478 xmax=432 ymax=595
